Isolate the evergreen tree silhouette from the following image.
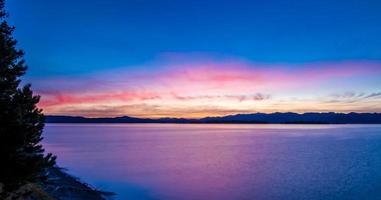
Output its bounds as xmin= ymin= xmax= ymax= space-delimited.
xmin=0 ymin=0 xmax=55 ymax=196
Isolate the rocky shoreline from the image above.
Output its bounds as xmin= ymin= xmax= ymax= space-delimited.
xmin=22 ymin=167 xmax=114 ymax=200
xmin=44 ymin=167 xmax=114 ymax=200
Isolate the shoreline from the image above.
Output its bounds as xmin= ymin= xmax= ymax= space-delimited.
xmin=29 ymin=167 xmax=114 ymax=200
xmin=45 ymin=113 xmax=381 ymax=124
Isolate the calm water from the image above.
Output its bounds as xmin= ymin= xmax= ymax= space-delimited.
xmin=43 ymin=124 xmax=381 ymax=200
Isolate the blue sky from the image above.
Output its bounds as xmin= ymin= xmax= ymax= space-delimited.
xmin=4 ymin=0 xmax=381 ymax=117
xmin=7 ymin=0 xmax=381 ymax=76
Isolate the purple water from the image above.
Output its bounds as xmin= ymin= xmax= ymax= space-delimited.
xmin=43 ymin=124 xmax=381 ymax=200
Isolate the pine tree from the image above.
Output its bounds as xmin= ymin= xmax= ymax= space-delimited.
xmin=0 ymin=0 xmax=56 ymax=196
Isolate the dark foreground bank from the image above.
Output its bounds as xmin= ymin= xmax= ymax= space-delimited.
xmin=42 ymin=167 xmax=114 ymax=200
xmin=6 ymin=167 xmax=113 ymax=200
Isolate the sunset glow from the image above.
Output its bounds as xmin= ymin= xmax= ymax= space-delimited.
xmin=30 ymin=59 xmax=381 ymax=118
xmin=7 ymin=0 xmax=381 ymax=118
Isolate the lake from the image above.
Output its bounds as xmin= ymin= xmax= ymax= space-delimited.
xmin=43 ymin=124 xmax=381 ymax=200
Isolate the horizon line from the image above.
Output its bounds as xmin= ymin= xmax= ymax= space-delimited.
xmin=45 ymin=111 xmax=381 ymax=120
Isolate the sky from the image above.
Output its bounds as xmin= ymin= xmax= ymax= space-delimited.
xmin=5 ymin=0 xmax=381 ymax=118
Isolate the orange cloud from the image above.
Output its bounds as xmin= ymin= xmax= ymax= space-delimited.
xmin=30 ymin=59 xmax=381 ymax=118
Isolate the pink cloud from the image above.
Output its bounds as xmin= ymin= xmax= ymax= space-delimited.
xmin=171 ymin=93 xmax=270 ymax=102
xmin=39 ymin=91 xmax=161 ymax=107
xmin=30 ymin=58 xmax=381 ymax=117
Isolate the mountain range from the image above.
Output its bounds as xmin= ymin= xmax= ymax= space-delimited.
xmin=45 ymin=112 xmax=381 ymax=124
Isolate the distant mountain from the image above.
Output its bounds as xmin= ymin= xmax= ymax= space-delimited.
xmin=199 ymin=112 xmax=381 ymax=124
xmin=45 ymin=112 xmax=381 ymax=124
xmin=45 ymin=115 xmax=154 ymax=123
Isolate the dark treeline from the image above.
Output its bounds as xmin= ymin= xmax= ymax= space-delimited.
xmin=46 ymin=112 xmax=381 ymax=124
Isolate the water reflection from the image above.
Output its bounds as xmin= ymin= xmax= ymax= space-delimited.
xmin=43 ymin=124 xmax=381 ymax=200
